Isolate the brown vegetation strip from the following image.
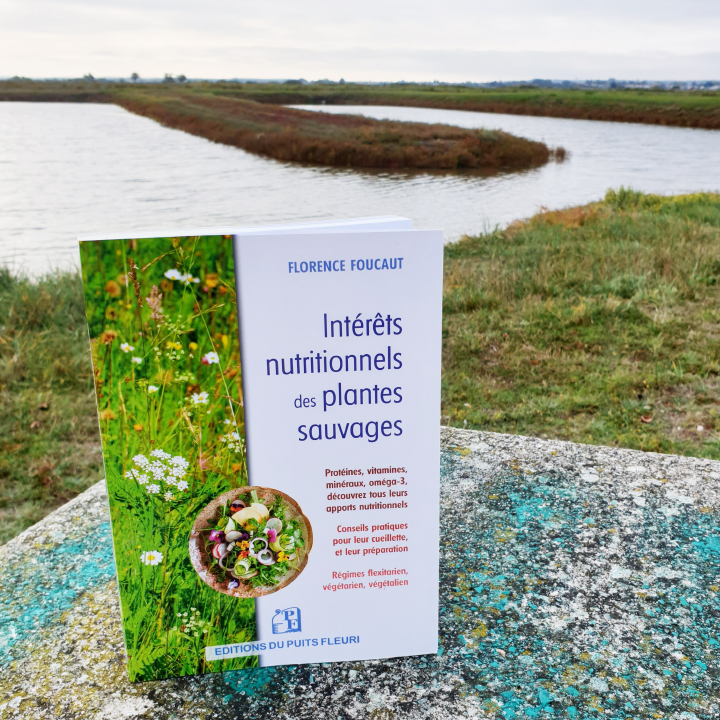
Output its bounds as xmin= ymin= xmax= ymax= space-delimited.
xmin=217 ymin=85 xmax=720 ymax=130
xmin=240 ymin=92 xmax=720 ymax=130
xmin=348 ymin=96 xmax=720 ymax=130
xmin=112 ymin=90 xmax=560 ymax=170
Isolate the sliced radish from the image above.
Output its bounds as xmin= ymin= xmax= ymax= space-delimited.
xmin=265 ymin=518 xmax=283 ymax=533
xmin=249 ymin=537 xmax=268 ymax=557
xmin=256 ymin=548 xmax=275 ymax=565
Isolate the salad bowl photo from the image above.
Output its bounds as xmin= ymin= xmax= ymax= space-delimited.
xmin=189 ymin=486 xmax=313 ymax=598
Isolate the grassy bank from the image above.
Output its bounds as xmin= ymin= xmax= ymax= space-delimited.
xmin=4 ymin=190 xmax=720 ymax=542
xmin=444 ymin=189 xmax=720 ymax=456
xmin=2 ymin=80 xmax=719 ymax=130
xmin=0 ymin=269 xmax=102 ymax=544
xmin=200 ymin=82 xmax=720 ymax=130
xmin=0 ymin=81 xmax=560 ymax=171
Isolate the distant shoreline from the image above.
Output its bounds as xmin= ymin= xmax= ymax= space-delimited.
xmin=1 ymin=79 xmax=717 ymax=130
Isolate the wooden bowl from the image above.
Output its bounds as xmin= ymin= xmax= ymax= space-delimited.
xmin=189 ymin=486 xmax=313 ymax=598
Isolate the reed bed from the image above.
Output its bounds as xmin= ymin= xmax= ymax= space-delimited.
xmin=113 ymin=88 xmax=560 ymax=170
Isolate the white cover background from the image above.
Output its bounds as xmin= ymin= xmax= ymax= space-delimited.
xmin=235 ymin=229 xmax=443 ymax=666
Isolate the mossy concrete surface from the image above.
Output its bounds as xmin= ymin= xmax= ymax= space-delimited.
xmin=1 ymin=428 xmax=719 ymax=719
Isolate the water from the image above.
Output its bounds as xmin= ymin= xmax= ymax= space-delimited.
xmin=1 ymin=102 xmax=719 ymax=274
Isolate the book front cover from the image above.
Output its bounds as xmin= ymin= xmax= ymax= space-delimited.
xmin=231 ymin=229 xmax=443 ymax=667
xmin=79 ymin=227 xmax=442 ymax=681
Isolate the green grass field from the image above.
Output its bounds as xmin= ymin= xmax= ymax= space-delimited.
xmin=3 ymin=190 xmax=720 ymax=553
xmin=443 ymin=189 xmax=720 ymax=455
xmin=0 ymin=268 xmax=102 ymax=543
xmin=78 ymin=234 xmax=255 ymax=681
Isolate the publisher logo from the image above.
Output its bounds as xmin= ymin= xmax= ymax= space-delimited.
xmin=272 ymin=607 xmax=301 ymax=634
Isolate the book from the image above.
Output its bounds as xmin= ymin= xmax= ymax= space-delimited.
xmin=78 ymin=217 xmax=443 ymax=681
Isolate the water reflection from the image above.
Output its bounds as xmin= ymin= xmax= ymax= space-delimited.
xmin=0 ymin=102 xmax=718 ymax=274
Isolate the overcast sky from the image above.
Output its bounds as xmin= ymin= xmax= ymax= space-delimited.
xmin=1 ymin=0 xmax=718 ymax=81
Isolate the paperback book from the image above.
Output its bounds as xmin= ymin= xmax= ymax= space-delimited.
xmin=78 ymin=217 xmax=443 ymax=681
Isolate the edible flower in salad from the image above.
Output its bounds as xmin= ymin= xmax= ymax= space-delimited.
xmin=204 ymin=492 xmax=306 ymax=589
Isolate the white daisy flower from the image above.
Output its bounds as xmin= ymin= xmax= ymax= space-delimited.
xmin=201 ymin=351 xmax=219 ymax=365
xmin=164 ymin=268 xmax=182 ymax=280
xmin=190 ymin=391 xmax=209 ymax=406
xmin=148 ymin=385 xmax=159 ymax=393
xmin=120 ymin=342 xmax=134 ymax=353
xmin=140 ymin=550 xmax=163 ymax=566
xmin=131 ymin=357 xmax=142 ymax=365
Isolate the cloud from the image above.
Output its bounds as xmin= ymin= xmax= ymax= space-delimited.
xmin=1 ymin=0 xmax=718 ymax=80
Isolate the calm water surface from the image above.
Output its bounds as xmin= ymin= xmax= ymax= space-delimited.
xmin=1 ymin=102 xmax=719 ymax=273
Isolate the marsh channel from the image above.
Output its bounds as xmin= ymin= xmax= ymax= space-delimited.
xmin=1 ymin=101 xmax=719 ymax=274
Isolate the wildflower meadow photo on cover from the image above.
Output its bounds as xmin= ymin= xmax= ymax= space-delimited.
xmin=79 ymin=234 xmax=257 ymax=682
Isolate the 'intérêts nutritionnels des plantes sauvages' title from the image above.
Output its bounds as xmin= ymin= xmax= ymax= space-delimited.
xmin=228 ymin=227 xmax=441 ymax=668
xmin=265 ymin=309 xmax=406 ymax=444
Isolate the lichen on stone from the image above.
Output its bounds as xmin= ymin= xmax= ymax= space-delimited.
xmin=1 ymin=429 xmax=718 ymax=718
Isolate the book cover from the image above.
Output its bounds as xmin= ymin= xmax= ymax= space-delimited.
xmin=79 ymin=223 xmax=442 ymax=681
